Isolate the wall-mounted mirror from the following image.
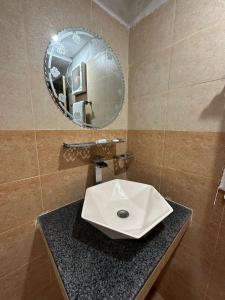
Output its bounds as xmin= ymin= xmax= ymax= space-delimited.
xmin=44 ymin=28 xmax=125 ymax=128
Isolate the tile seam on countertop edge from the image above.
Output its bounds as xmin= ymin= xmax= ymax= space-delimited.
xmin=0 ymin=220 xmax=38 ymax=239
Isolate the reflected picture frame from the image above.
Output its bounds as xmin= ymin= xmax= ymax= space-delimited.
xmin=71 ymin=62 xmax=87 ymax=95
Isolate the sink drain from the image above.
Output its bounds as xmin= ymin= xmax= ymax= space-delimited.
xmin=117 ymin=209 xmax=129 ymax=218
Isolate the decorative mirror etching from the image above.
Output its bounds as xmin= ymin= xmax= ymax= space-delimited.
xmin=44 ymin=28 xmax=125 ymax=128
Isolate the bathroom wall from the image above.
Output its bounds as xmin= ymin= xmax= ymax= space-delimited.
xmin=0 ymin=0 xmax=128 ymax=299
xmin=128 ymin=0 xmax=225 ymax=299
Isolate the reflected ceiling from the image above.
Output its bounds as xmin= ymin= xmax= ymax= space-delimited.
xmin=94 ymin=0 xmax=168 ymax=27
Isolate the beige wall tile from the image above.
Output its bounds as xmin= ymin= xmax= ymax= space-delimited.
xmin=128 ymin=93 xmax=167 ymax=130
xmin=0 ymin=177 xmax=42 ymax=233
xmin=127 ymin=130 xmax=225 ymax=299
xmin=161 ymin=168 xmax=221 ymax=293
xmin=0 ymin=223 xmax=46 ymax=278
xmin=180 ymin=221 xmax=220 ymax=264
xmin=41 ymin=157 xmax=127 ymax=211
xmin=40 ymin=285 xmax=64 ymax=300
xmin=206 ymin=211 xmax=225 ymax=300
xmin=0 ymin=131 xmax=39 ymax=184
xmin=101 ymin=159 xmax=127 ymax=182
xmin=36 ymin=130 xmax=93 ymax=175
xmin=41 ymin=166 xmax=92 ymax=211
xmin=163 ymin=131 xmax=225 ymax=180
xmin=0 ymin=0 xmax=27 ymax=75
xmin=161 ymin=167 xmax=224 ymax=265
xmin=165 ymin=244 xmax=211 ymax=294
xmin=161 ymin=167 xmax=223 ymax=226
xmin=170 ymin=22 xmax=225 ymax=89
xmin=59 ymin=0 xmax=92 ymax=29
xmin=127 ymin=160 xmax=162 ymax=191
xmin=23 ymin=0 xmax=73 ymax=67
xmin=130 ymin=0 xmax=175 ymax=65
xmin=91 ymin=1 xmax=129 ymax=72
xmin=128 ymin=130 xmax=165 ymax=168
xmin=129 ymin=48 xmax=171 ymax=99
xmin=156 ymin=263 xmax=204 ymax=300
xmin=166 ymin=79 xmax=225 ymax=132
xmin=174 ymin=0 xmax=225 ymax=42
xmin=146 ymin=288 xmax=165 ymax=300
xmin=29 ymin=66 xmax=76 ymax=130
xmin=0 ymin=71 xmax=34 ymax=130
xmin=0 ymin=0 xmax=22 ymax=18
xmin=36 ymin=130 xmax=127 ymax=175
xmin=0 ymin=255 xmax=50 ymax=300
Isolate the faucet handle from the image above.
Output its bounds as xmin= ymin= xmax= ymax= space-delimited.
xmin=93 ymin=155 xmax=106 ymax=163
xmin=113 ymin=153 xmax=134 ymax=161
xmin=93 ymin=156 xmax=108 ymax=168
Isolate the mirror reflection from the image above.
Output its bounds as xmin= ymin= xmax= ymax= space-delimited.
xmin=44 ymin=28 xmax=125 ymax=128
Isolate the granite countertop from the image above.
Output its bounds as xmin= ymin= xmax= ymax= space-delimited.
xmin=38 ymin=200 xmax=192 ymax=300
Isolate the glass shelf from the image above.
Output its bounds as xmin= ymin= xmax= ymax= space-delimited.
xmin=63 ymin=138 xmax=125 ymax=149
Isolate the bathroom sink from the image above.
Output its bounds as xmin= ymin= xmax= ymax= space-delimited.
xmin=82 ymin=179 xmax=173 ymax=239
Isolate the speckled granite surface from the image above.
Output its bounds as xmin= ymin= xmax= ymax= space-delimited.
xmin=38 ymin=200 xmax=191 ymax=300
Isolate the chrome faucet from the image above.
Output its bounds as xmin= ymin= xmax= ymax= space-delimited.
xmin=93 ymin=156 xmax=108 ymax=185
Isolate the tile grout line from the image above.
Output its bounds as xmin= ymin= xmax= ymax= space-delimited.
xmin=170 ymin=17 xmax=225 ymax=48
xmin=20 ymin=3 xmax=44 ymax=212
xmin=0 ymin=130 xmax=128 ymax=186
xmin=0 ymin=175 xmax=41 ymax=187
xmin=127 ymin=129 xmax=225 ymax=137
xmin=0 ymin=220 xmax=36 ymax=241
xmin=129 ymin=15 xmax=225 ymax=69
xmin=132 ymin=156 xmax=223 ymax=182
xmin=128 ymin=69 xmax=225 ymax=102
xmin=159 ymin=0 xmax=177 ymax=193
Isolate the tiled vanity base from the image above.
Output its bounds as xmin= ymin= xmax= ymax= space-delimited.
xmin=38 ymin=200 xmax=192 ymax=300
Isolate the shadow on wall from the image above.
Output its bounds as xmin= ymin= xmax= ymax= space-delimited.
xmin=200 ymin=85 xmax=225 ymax=299
xmin=153 ymin=85 xmax=225 ymax=300
xmin=200 ymin=86 xmax=225 ymax=129
xmin=21 ymin=228 xmax=64 ymax=300
xmin=58 ymin=143 xmax=127 ymax=176
xmin=58 ymin=144 xmax=117 ymax=169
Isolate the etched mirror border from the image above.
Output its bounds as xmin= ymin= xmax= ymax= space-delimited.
xmin=44 ymin=27 xmax=125 ymax=129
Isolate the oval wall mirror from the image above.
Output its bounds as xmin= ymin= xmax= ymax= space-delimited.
xmin=44 ymin=28 xmax=125 ymax=128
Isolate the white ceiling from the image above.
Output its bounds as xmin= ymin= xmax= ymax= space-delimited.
xmin=93 ymin=0 xmax=168 ymax=28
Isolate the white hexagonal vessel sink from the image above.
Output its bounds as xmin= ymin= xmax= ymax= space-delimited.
xmin=82 ymin=179 xmax=173 ymax=239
